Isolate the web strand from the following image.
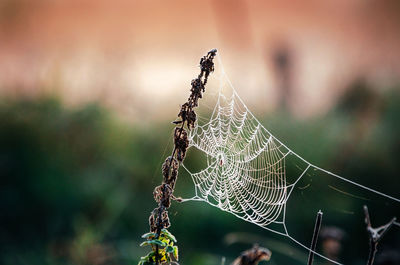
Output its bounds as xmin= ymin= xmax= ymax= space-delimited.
xmin=180 ymin=53 xmax=399 ymax=265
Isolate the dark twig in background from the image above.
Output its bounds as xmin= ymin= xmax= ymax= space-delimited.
xmin=363 ymin=205 xmax=396 ymax=265
xmin=307 ymin=210 xmax=323 ymax=265
xmin=145 ymin=49 xmax=217 ymax=265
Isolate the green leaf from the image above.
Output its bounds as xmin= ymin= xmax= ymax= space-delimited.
xmin=139 ymin=251 xmax=154 ymax=263
xmin=141 ymin=232 xmax=157 ymax=239
xmin=138 ymin=254 xmax=152 ymax=265
xmin=159 ymin=236 xmax=171 ymax=245
xmin=172 ymin=246 xmax=179 ymax=260
xmin=161 ymin=229 xmax=177 ymax=242
xmin=165 ymin=245 xmax=174 ymax=253
xmin=143 ymin=251 xmax=156 ymax=264
xmin=140 ymin=239 xmax=167 ymax=247
xmin=157 ymin=249 xmax=169 ymax=263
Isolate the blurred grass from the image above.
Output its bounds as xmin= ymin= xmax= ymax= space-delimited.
xmin=0 ymin=86 xmax=399 ymax=265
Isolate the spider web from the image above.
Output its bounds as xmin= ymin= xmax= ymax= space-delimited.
xmin=180 ymin=54 xmax=400 ymax=265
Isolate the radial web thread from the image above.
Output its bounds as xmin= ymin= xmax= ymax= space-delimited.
xmin=180 ymin=54 xmax=399 ymax=265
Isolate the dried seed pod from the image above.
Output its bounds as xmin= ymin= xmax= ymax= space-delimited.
xmin=153 ymin=185 xmax=163 ymax=203
xmin=187 ymin=110 xmax=196 ymax=129
xmin=170 ymin=162 xmax=178 ymax=186
xmin=191 ymin=78 xmax=204 ymax=98
xmin=154 ymin=184 xmax=173 ymax=207
xmin=174 ymin=127 xmax=189 ymax=150
xmin=174 ymin=127 xmax=189 ymax=162
xmin=149 ymin=210 xmax=157 ymax=232
xmin=200 ymin=50 xmax=216 ymax=85
xmin=161 ymin=158 xmax=170 ymax=179
xmin=149 ymin=207 xmax=171 ymax=233
xmin=176 ymin=149 xmax=186 ymax=162
xmin=174 ymin=130 xmax=188 ymax=154
xmin=162 ymin=156 xmax=179 ymax=186
xmin=161 ymin=210 xmax=170 ymax=229
xmin=178 ymin=103 xmax=190 ymax=122
xmin=161 ymin=184 xmax=172 ymax=208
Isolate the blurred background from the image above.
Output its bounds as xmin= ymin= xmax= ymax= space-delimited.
xmin=1 ymin=0 xmax=400 ymax=264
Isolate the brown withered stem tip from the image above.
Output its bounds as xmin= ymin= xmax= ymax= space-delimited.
xmin=232 ymin=244 xmax=272 ymax=265
xmin=147 ymin=49 xmax=217 ymax=264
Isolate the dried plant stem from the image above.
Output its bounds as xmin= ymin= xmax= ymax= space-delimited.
xmin=307 ymin=210 xmax=323 ymax=265
xmin=148 ymin=49 xmax=217 ymax=265
xmin=363 ymin=205 xmax=396 ymax=265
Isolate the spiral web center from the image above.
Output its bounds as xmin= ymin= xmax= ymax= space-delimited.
xmin=180 ymin=54 xmax=399 ymax=265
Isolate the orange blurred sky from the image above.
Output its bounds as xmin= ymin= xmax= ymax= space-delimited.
xmin=1 ymin=0 xmax=400 ymax=121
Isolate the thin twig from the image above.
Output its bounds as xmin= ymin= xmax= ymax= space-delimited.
xmin=363 ymin=205 xmax=396 ymax=265
xmin=307 ymin=210 xmax=323 ymax=265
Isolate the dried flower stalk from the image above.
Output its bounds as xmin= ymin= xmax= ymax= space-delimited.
xmin=146 ymin=49 xmax=217 ymax=264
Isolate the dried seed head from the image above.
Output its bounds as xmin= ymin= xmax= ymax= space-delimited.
xmin=162 ymin=184 xmax=172 ymax=208
xmin=146 ymin=50 xmax=216 ymax=238
xmin=178 ymin=103 xmax=190 ymax=122
xmin=154 ymin=184 xmax=173 ymax=207
xmin=149 ymin=207 xmax=171 ymax=233
xmin=149 ymin=211 xmax=156 ymax=232
xmin=191 ymin=78 xmax=204 ymax=99
xmin=199 ymin=51 xmax=216 ymax=85
xmin=170 ymin=161 xmax=178 ymax=183
xmin=153 ymin=185 xmax=163 ymax=203
xmin=162 ymin=156 xmax=179 ymax=185
xmin=187 ymin=110 xmax=196 ymax=129
xmin=176 ymin=149 xmax=186 ymax=162
xmin=161 ymin=210 xmax=170 ymax=228
xmin=174 ymin=127 xmax=189 ymax=162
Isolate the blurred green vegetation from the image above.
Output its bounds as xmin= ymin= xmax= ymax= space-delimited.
xmin=1 ymin=84 xmax=399 ymax=265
